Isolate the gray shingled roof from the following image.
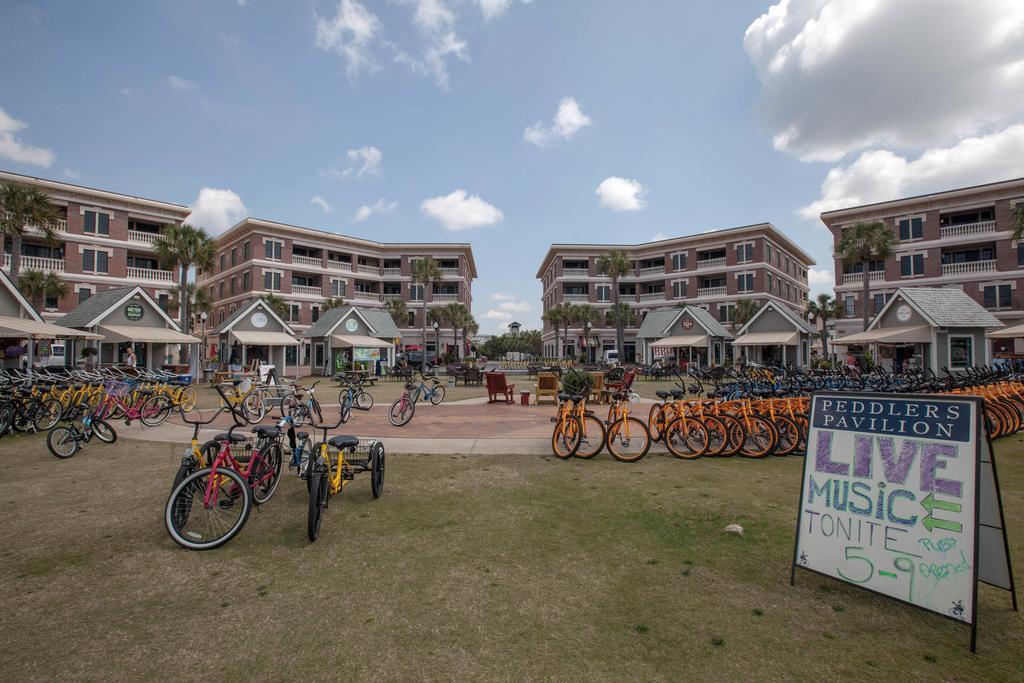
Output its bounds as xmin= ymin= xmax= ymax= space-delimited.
xmin=770 ymin=301 xmax=818 ymax=334
xmin=303 ymin=305 xmax=401 ymax=339
xmin=636 ymin=305 xmax=733 ymax=339
xmin=57 ymin=286 xmax=137 ymax=328
xmin=212 ymin=298 xmax=296 ymax=335
xmin=889 ymin=288 xmax=1004 ymax=329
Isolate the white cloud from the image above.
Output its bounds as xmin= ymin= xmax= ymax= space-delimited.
xmin=185 ymin=188 xmax=248 ymax=235
xmin=310 ymin=195 xmax=333 ymax=212
xmin=0 ymin=107 xmax=54 ymax=167
xmin=799 ymin=124 xmax=1024 ymax=218
xmin=238 ymin=0 xmax=248 ymax=6
xmin=314 ymin=0 xmax=382 ymax=79
xmin=491 ymin=292 xmax=515 ymax=301
xmin=744 ymin=0 xmax=1024 ymax=161
xmin=63 ymin=168 xmax=81 ymax=180
xmin=168 ymin=76 xmax=197 ymax=91
xmin=393 ymin=0 xmax=469 ymax=90
xmin=420 ymin=189 xmax=503 ymax=231
xmin=476 ymin=0 xmax=532 ymax=21
xmin=596 ymin=176 xmax=646 ymax=212
xmin=353 ymin=198 xmax=397 ymax=222
xmin=650 ymin=232 xmax=669 ymax=242
xmin=323 ymin=146 xmax=383 ymax=180
xmin=482 ymin=309 xmax=510 ymax=320
xmin=807 ymin=267 xmax=833 ymax=286
xmin=524 ymin=97 xmax=592 ymax=148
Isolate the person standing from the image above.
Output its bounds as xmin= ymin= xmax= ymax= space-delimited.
xmin=125 ymin=344 xmax=138 ymax=368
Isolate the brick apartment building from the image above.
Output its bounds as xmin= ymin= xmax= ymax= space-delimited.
xmin=0 ymin=170 xmax=191 ymax=321
xmin=199 ymin=217 xmax=476 ymax=357
xmin=823 ymin=177 xmax=1024 ymax=353
xmin=536 ymin=223 xmax=815 ymax=362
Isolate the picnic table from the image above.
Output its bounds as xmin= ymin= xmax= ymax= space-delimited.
xmin=336 ymin=370 xmax=378 ymax=386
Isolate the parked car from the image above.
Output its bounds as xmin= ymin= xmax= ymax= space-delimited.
xmin=602 ymin=349 xmax=619 ymax=365
xmin=397 ymin=351 xmax=437 ymax=367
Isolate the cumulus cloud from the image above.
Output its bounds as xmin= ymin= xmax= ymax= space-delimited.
xmin=393 ymin=0 xmax=469 ymax=90
xmin=185 ymin=188 xmax=248 ymax=235
xmin=420 ymin=189 xmax=503 ymax=231
xmin=524 ymin=97 xmax=592 ymax=148
xmin=353 ymin=198 xmax=397 ymax=222
xmin=63 ymin=168 xmax=81 ymax=180
xmin=650 ymin=232 xmax=669 ymax=242
xmin=807 ymin=267 xmax=833 ymax=286
xmin=0 ymin=107 xmax=54 ymax=167
xmin=476 ymin=0 xmax=533 ymax=20
xmin=323 ymin=146 xmax=383 ymax=180
xmin=744 ymin=0 xmax=1024 ymax=162
xmin=310 ymin=195 xmax=333 ymax=212
xmin=314 ymin=0 xmax=382 ymax=78
xmin=491 ymin=292 xmax=515 ymax=301
xmin=168 ymin=76 xmax=197 ymax=91
xmin=799 ymin=124 xmax=1024 ymax=218
xmin=596 ymin=176 xmax=647 ymax=212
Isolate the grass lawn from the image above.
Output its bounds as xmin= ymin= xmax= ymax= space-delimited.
xmin=1 ymin=432 xmax=1022 ymax=680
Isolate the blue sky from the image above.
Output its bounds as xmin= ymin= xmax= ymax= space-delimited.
xmin=2 ymin=1 xmax=1022 ymax=333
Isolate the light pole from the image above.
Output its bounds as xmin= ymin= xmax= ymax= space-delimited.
xmin=200 ymin=311 xmax=208 ymax=365
xmin=584 ymin=320 xmax=592 ymax=364
xmin=432 ymin=320 xmax=439 ymax=368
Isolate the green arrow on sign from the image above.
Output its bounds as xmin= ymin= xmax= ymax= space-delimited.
xmin=921 ymin=492 xmax=963 ymax=533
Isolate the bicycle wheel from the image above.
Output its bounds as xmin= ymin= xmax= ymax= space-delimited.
xmin=47 ymin=426 xmax=79 ymax=459
xmin=370 ymin=442 xmax=385 ymax=498
xmin=717 ymin=414 xmax=744 ymax=457
xmin=140 ymin=394 xmax=173 ymax=427
xmin=429 ymin=385 xmax=446 ymax=405
xmin=250 ymin=443 xmax=283 ymax=505
xmin=33 ymin=398 xmax=63 ymax=431
xmin=772 ymin=415 xmax=801 ymax=456
xmin=179 ymin=386 xmax=198 ymax=412
xmin=0 ymin=403 xmax=12 ymax=435
xmin=738 ymin=415 xmax=777 ymax=458
xmin=647 ymin=404 xmax=671 ymax=442
xmin=304 ymin=443 xmax=321 ymax=492
xmin=606 ymin=416 xmax=651 ymax=462
xmin=792 ymin=413 xmax=809 ymax=455
xmin=574 ymin=414 xmax=607 ymax=459
xmin=702 ymin=415 xmax=728 ymax=456
xmin=356 ymin=391 xmax=374 ymax=410
xmin=307 ymin=462 xmax=328 ymax=542
xmin=242 ymin=393 xmax=266 ymax=423
xmin=165 ymin=467 xmax=252 ymax=550
xmin=92 ymin=419 xmax=117 ymax=444
xmin=340 ymin=394 xmax=353 ymax=424
xmin=663 ymin=417 xmax=709 ymax=460
xmin=551 ymin=415 xmax=582 ymax=459
xmin=388 ymin=398 xmax=415 ymax=426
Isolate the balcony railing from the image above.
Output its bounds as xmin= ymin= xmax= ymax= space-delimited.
xmin=357 ymin=264 xmax=380 ymax=274
xmin=383 ymin=268 xmax=402 ymax=277
xmin=325 ymin=260 xmax=350 ymax=271
xmin=291 ymin=284 xmax=322 ymax=295
xmin=636 ymin=266 xmax=665 ymax=277
xmin=562 ymin=268 xmax=589 ymax=277
xmin=383 ymin=293 xmax=403 ymax=301
xmin=5 ymin=213 xmax=67 ymax=234
xmin=127 ymin=230 xmax=163 ymax=245
xmin=352 ymin=291 xmax=381 ymax=302
xmin=696 ymin=286 xmax=727 ymax=297
xmin=696 ymin=257 xmax=727 ymax=270
xmin=939 ymin=220 xmax=997 ymax=239
xmin=563 ymin=294 xmax=590 ymax=303
xmin=440 ymin=267 xmax=460 ymax=277
xmin=292 ymin=255 xmax=322 ymax=267
xmin=637 ymin=292 xmax=666 ymax=302
xmin=430 ymin=293 xmax=460 ymax=303
xmin=2 ymin=254 xmax=65 ymax=273
xmin=941 ymin=260 xmax=997 ymax=276
xmin=841 ymin=271 xmax=885 ymax=285
xmin=127 ymin=266 xmax=174 ymax=283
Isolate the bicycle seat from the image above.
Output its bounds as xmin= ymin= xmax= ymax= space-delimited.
xmin=214 ymin=432 xmax=247 ymax=443
xmin=655 ymin=390 xmax=670 ymax=399
xmin=571 ymin=395 xmax=585 ymax=403
xmin=328 ymin=435 xmax=359 ymax=449
xmin=252 ymin=426 xmax=280 ymax=439
xmin=671 ymin=389 xmax=685 ymax=399
xmin=557 ymin=393 xmax=571 ymax=401
xmin=296 ymin=431 xmax=309 ymax=441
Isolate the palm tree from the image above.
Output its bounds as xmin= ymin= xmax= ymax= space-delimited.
xmin=1012 ymin=203 xmax=1024 ymax=243
xmin=427 ymin=306 xmax=447 ymax=363
xmin=597 ymin=249 xmax=633 ymax=357
xmin=322 ymin=296 xmax=347 ymax=311
xmin=260 ymin=293 xmax=289 ymax=319
xmin=0 ymin=182 xmax=62 ymax=284
xmin=445 ymin=303 xmax=471 ymax=360
xmin=606 ymin=302 xmax=635 ymax=331
xmin=835 ymin=220 xmax=897 ymax=329
xmin=462 ymin=316 xmax=479 ymax=359
xmin=411 ymin=257 xmax=442 ymax=371
xmin=170 ymin=283 xmax=212 ymax=333
xmin=733 ymin=298 xmax=761 ymax=331
xmin=573 ymin=304 xmax=603 ymax=362
xmin=542 ymin=305 xmax=564 ymax=359
xmin=19 ymin=270 xmax=68 ymax=312
xmin=154 ymin=223 xmax=216 ymax=334
xmin=806 ymin=293 xmax=837 ymax=359
xmin=385 ymin=298 xmax=408 ymax=327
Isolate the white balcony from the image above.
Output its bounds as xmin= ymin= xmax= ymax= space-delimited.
xmin=939 ymin=220 xmax=997 ymax=239
xmin=292 ymin=255 xmax=322 ymax=268
xmin=357 ymin=264 xmax=380 ymax=274
xmin=383 ymin=293 xmax=403 ymax=301
xmin=352 ymin=291 xmax=381 ymax=303
xmin=383 ymin=268 xmax=402 ymax=277
xmin=127 ymin=230 xmax=163 ymax=245
xmin=696 ymin=257 xmax=727 ymax=270
xmin=563 ymin=294 xmax=590 ymax=303
xmin=429 ymin=293 xmax=460 ymax=303
xmin=2 ymin=254 xmax=65 ymax=273
xmin=941 ymin=260 xmax=997 ymax=276
xmin=291 ymin=284 xmax=322 ymax=295
xmin=562 ymin=268 xmax=590 ymax=278
xmin=841 ymin=271 xmax=885 ymax=285
xmin=440 ymin=267 xmax=460 ymax=277
xmin=696 ymin=286 xmax=727 ymax=297
xmin=636 ymin=266 xmax=665 ymax=277
xmin=6 ymin=214 xmax=67 ymax=234
xmin=325 ymin=260 xmax=350 ymax=271
xmin=637 ymin=292 xmax=666 ymax=302
xmin=127 ymin=266 xmax=174 ymax=283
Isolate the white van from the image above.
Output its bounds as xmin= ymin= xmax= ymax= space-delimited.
xmin=602 ymin=349 xmax=619 ymax=365
xmin=45 ymin=342 xmax=66 ymax=367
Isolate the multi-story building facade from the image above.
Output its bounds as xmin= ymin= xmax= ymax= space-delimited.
xmin=823 ymin=178 xmax=1024 ymax=352
xmin=200 ymin=217 xmax=476 ymax=356
xmin=536 ymin=223 xmax=815 ymax=362
xmin=0 ymin=170 xmax=191 ymax=322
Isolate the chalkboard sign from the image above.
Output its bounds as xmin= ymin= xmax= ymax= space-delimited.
xmin=125 ymin=303 xmax=144 ymax=321
xmin=791 ymin=392 xmax=1016 ymax=652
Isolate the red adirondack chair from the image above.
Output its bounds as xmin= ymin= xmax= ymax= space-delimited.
xmin=485 ymin=372 xmax=516 ymax=404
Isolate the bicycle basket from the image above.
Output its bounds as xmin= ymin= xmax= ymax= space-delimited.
xmin=237 ymin=378 xmax=253 ymax=394
xmin=105 ymin=381 xmax=132 ymax=398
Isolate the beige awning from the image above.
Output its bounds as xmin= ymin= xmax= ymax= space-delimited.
xmin=230 ymin=330 xmax=299 ymax=345
xmin=987 ymin=322 xmax=1024 ymax=339
xmin=0 ymin=315 xmax=102 ymax=340
xmin=331 ymin=334 xmax=394 ymax=349
xmin=832 ymin=325 xmax=931 ymax=346
xmin=733 ymin=331 xmax=799 ymax=346
xmin=651 ymin=334 xmax=709 ymax=348
xmin=99 ymin=325 xmax=200 ymax=344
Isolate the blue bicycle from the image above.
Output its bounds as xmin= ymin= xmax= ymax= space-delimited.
xmin=388 ymin=374 xmax=446 ymax=427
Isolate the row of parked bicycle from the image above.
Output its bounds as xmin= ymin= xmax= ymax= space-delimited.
xmin=549 ymin=365 xmax=1024 ymax=461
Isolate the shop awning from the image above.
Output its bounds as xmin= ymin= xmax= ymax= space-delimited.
xmin=651 ymin=334 xmax=708 ymax=349
xmin=733 ymin=331 xmax=799 ymax=346
xmin=0 ymin=315 xmax=102 ymax=340
xmin=331 ymin=334 xmax=394 ymax=349
xmin=987 ymin=322 xmax=1024 ymax=339
xmin=99 ymin=325 xmax=201 ymax=344
xmin=230 ymin=330 xmax=299 ymax=345
xmin=832 ymin=325 xmax=931 ymax=346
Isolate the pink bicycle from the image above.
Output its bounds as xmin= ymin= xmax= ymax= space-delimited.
xmin=95 ymin=380 xmax=172 ymax=427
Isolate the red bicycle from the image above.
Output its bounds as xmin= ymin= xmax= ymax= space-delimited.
xmin=95 ymin=380 xmax=172 ymax=427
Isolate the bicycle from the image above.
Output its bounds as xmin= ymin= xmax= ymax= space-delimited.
xmin=388 ymin=373 xmax=445 ymax=427
xmin=46 ymin=403 xmax=117 ymax=459
xmin=338 ymin=378 xmax=374 ymax=422
xmin=94 ymin=380 xmax=172 ymax=427
xmin=216 ymin=377 xmax=267 ymax=423
xmin=604 ymin=391 xmax=651 ymax=462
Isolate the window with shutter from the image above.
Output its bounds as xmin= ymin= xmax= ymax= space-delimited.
xmin=96 ymin=251 xmax=108 ymax=273
xmin=912 ymin=253 xmax=924 ymax=275
xmin=84 ymin=211 xmax=95 ymax=233
xmin=911 ymin=217 xmax=922 ymax=239
xmin=83 ymin=249 xmax=95 ymax=271
xmin=97 ymin=213 xmax=109 ymax=235
xmin=898 ymin=219 xmax=909 ymax=240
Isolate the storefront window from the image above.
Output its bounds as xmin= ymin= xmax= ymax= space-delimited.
xmin=949 ymin=336 xmax=973 ymax=369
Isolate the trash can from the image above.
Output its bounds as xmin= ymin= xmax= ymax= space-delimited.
xmin=520 ymin=391 xmax=530 ymax=406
